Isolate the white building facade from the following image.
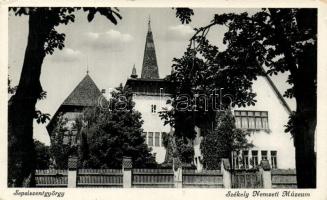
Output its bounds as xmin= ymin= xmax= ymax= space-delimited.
xmin=193 ymin=76 xmax=296 ymax=170
xmin=126 ymin=20 xmax=296 ymax=169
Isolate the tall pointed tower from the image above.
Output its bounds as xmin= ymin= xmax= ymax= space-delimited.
xmin=141 ymin=19 xmax=159 ymax=79
xmin=124 ymin=18 xmax=174 ymax=164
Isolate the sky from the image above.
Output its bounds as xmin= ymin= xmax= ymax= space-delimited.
xmin=8 ymin=8 xmax=295 ymax=145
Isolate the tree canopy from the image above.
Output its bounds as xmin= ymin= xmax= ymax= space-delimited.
xmin=171 ymin=8 xmax=317 ymax=188
xmin=8 ymin=7 xmax=122 ymax=187
xmin=200 ymin=111 xmax=253 ymax=170
xmin=78 ymin=85 xmax=157 ymax=168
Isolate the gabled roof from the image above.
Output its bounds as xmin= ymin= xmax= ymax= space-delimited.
xmin=260 ymin=67 xmax=292 ymax=114
xmin=46 ymin=74 xmax=104 ymax=134
xmin=62 ymin=74 xmax=102 ymax=107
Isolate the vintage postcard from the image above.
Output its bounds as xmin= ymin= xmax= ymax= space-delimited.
xmin=0 ymin=0 xmax=326 ymax=199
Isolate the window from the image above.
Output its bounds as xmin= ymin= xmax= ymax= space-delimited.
xmin=151 ymin=104 xmax=157 ymax=113
xmin=271 ymin=151 xmax=277 ymax=169
xmin=234 ymin=111 xmax=269 ymax=130
xmin=232 ymin=151 xmax=240 ymax=169
xmin=161 ymin=132 xmax=167 ymax=146
xmin=243 ymin=151 xmax=249 ymax=169
xmin=142 ymin=132 xmax=147 ymax=143
xmin=142 ymin=132 xmax=146 ymax=137
xmin=155 ymin=132 xmax=160 ymax=147
xmin=261 ymin=150 xmax=268 ymax=161
xmin=252 ymin=150 xmax=258 ymax=167
xmin=148 ymin=132 xmax=153 ymax=146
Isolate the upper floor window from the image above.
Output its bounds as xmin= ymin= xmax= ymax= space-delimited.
xmin=151 ymin=104 xmax=157 ymax=113
xmin=234 ymin=111 xmax=269 ymax=130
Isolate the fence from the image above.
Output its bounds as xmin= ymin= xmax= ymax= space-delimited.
xmin=231 ymin=169 xmax=263 ymax=188
xmin=182 ymin=169 xmax=223 ymax=188
xmin=77 ymin=169 xmax=123 ymax=188
xmin=35 ymin=169 xmax=67 ymax=187
xmin=132 ymin=168 xmax=174 ymax=188
xmin=34 ymin=157 xmax=296 ymax=188
xmin=271 ymin=169 xmax=297 ymax=188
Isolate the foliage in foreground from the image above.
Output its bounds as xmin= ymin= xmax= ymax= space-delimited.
xmin=78 ymin=85 xmax=157 ymax=168
xmin=200 ymin=111 xmax=253 ymax=169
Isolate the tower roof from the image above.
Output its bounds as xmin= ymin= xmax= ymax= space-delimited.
xmin=141 ymin=18 xmax=159 ymax=79
xmin=131 ymin=64 xmax=138 ymax=78
xmin=62 ymin=74 xmax=103 ymax=107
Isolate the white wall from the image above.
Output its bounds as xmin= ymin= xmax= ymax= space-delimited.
xmin=132 ymin=76 xmax=296 ymax=169
xmin=232 ymin=76 xmax=295 ymax=169
xmin=193 ymin=76 xmax=295 ymax=170
xmin=133 ymin=94 xmax=171 ymax=163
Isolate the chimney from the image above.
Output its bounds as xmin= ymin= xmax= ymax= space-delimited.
xmin=101 ymin=89 xmax=106 ymax=94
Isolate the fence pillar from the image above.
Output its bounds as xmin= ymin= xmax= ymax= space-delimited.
xmin=174 ymin=167 xmax=183 ymax=188
xmin=221 ymin=158 xmax=232 ymax=188
xmin=260 ymin=160 xmax=272 ymax=188
xmin=68 ymin=156 xmax=78 ymax=188
xmin=122 ymin=156 xmax=132 ymax=188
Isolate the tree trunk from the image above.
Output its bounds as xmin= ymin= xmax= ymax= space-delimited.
xmin=293 ymin=46 xmax=317 ymax=188
xmin=8 ymin=10 xmax=51 ymax=187
xmin=268 ymin=8 xmax=317 ymax=188
xmin=293 ymin=9 xmax=317 ymax=188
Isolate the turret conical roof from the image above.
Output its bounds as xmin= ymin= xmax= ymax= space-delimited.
xmin=141 ymin=18 xmax=159 ymax=79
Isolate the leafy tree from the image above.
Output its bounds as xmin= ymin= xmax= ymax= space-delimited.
xmin=79 ymin=85 xmax=157 ymax=169
xmin=34 ymin=140 xmax=51 ymax=169
xmin=200 ymin=111 xmax=252 ymax=170
xmin=161 ymin=133 xmax=194 ymax=169
xmin=8 ymin=7 xmax=122 ymax=187
xmin=49 ymin=115 xmax=78 ymax=169
xmin=173 ymin=8 xmax=317 ymax=188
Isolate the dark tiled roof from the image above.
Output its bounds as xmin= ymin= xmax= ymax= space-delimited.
xmin=62 ymin=74 xmax=102 ymax=107
xmin=141 ymin=20 xmax=159 ymax=79
xmin=46 ymin=74 xmax=104 ymax=134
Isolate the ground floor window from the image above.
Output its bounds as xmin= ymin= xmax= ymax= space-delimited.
xmin=243 ymin=151 xmax=249 ymax=168
xmin=232 ymin=150 xmax=278 ymax=169
xmin=261 ymin=150 xmax=268 ymax=161
xmin=148 ymin=132 xmax=153 ymax=146
xmin=271 ymin=151 xmax=277 ymax=169
xmin=251 ymin=150 xmax=258 ymax=167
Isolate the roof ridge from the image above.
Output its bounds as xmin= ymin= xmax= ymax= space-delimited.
xmin=62 ymin=74 xmax=102 ymax=107
xmin=260 ymin=67 xmax=292 ymax=114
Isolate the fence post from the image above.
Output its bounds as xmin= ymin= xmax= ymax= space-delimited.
xmin=67 ymin=156 xmax=78 ymax=188
xmin=122 ymin=156 xmax=133 ymax=188
xmin=173 ymin=167 xmax=183 ymax=188
xmin=260 ymin=160 xmax=272 ymax=188
xmin=221 ymin=158 xmax=232 ymax=188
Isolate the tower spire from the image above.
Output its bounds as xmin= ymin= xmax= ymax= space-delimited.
xmin=131 ymin=64 xmax=138 ymax=78
xmin=86 ymin=56 xmax=89 ymax=74
xmin=148 ymin=15 xmax=151 ymax=32
xmin=141 ymin=18 xmax=159 ymax=79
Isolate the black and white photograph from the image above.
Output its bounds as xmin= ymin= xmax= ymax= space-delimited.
xmin=3 ymin=3 xmax=321 ymax=196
